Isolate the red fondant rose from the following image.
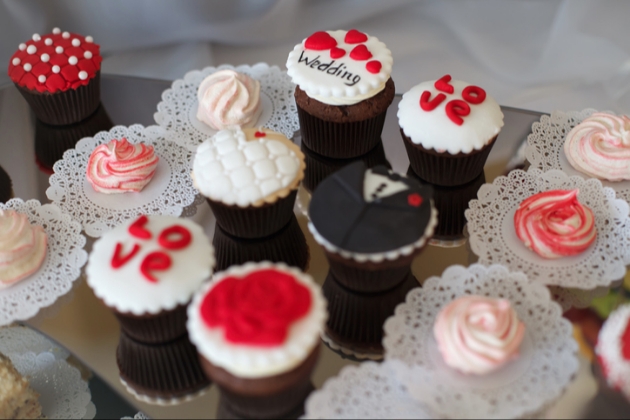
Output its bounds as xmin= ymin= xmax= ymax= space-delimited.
xmin=200 ymin=269 xmax=312 ymax=347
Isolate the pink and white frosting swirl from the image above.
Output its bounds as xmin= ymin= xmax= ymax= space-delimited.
xmin=86 ymin=138 xmax=159 ymax=194
xmin=434 ymin=295 xmax=525 ymax=375
xmin=0 ymin=209 xmax=47 ymax=288
xmin=514 ymin=189 xmax=596 ymax=259
xmin=564 ymin=112 xmax=630 ymax=181
xmin=196 ymin=69 xmax=262 ymax=130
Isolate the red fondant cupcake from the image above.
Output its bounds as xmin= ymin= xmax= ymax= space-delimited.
xmin=8 ymin=28 xmax=102 ymax=125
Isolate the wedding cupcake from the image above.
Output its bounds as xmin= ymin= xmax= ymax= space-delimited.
xmin=398 ymin=74 xmax=504 ymax=186
xmin=192 ymin=127 xmax=305 ymax=238
xmin=8 ymin=28 xmax=102 ymax=125
xmin=286 ymin=29 xmax=394 ymax=158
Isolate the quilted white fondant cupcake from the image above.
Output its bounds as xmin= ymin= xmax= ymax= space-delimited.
xmin=192 ymin=127 xmax=305 ymax=238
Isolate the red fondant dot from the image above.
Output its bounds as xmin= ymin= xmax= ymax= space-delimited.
xmin=366 ymin=60 xmax=382 ymax=74
xmin=304 ymin=31 xmax=337 ymax=51
xmin=344 ymin=29 xmax=368 ymax=44
xmin=330 ymin=47 xmax=346 ymax=59
xmin=349 ymin=44 xmax=372 ymax=61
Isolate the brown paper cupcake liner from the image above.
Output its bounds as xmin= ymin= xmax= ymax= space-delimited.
xmin=34 ymin=103 xmax=113 ymax=171
xmin=297 ymin=107 xmax=387 ymax=159
xmin=16 ymin=71 xmax=101 ymax=126
xmin=0 ymin=165 xmax=13 ymax=204
xmin=213 ymin=214 xmax=309 ymax=272
xmin=301 ymin=140 xmax=390 ymax=193
xmin=323 ymin=270 xmax=420 ymax=356
xmin=117 ymin=331 xmax=210 ymax=400
xmin=207 ymin=189 xmax=298 ymax=239
xmin=402 ymin=130 xmax=497 ymax=186
xmin=114 ymin=303 xmax=188 ymax=344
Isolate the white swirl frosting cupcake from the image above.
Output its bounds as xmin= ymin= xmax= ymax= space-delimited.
xmin=196 ymin=69 xmax=262 ymax=130
xmin=433 ymin=295 xmax=525 ymax=375
xmin=564 ymin=112 xmax=630 ymax=182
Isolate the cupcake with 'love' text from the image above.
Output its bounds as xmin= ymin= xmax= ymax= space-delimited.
xmin=287 ymin=29 xmax=394 ymax=158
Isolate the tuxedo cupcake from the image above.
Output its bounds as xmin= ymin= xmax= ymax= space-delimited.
xmin=86 ymin=214 xmax=215 ymax=344
xmin=192 ymin=127 xmax=305 ymax=239
xmin=398 ymin=74 xmax=504 ymax=186
xmin=187 ymin=262 xmax=327 ymax=418
xmin=0 ymin=165 xmax=13 ymax=204
xmin=8 ymin=28 xmax=102 ymax=125
xmin=309 ymin=161 xmax=437 ymax=293
xmin=286 ymin=29 xmax=394 ymax=158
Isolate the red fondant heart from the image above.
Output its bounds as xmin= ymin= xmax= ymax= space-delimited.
xmin=419 ymin=91 xmax=446 ymax=111
xmin=330 ymin=47 xmax=346 ymax=59
xmin=407 ymin=193 xmax=423 ymax=207
xmin=111 ymin=243 xmax=141 ymax=269
xmin=254 ymin=131 xmax=266 ymax=137
xmin=304 ymin=31 xmax=337 ymax=51
xmin=128 ymin=215 xmax=152 ymax=239
xmin=434 ymin=74 xmax=454 ymax=94
xmin=344 ymin=29 xmax=368 ymax=44
xmin=366 ymin=60 xmax=382 ymax=74
xmin=350 ymin=44 xmax=372 ymax=61
xmin=445 ymin=99 xmax=471 ymax=126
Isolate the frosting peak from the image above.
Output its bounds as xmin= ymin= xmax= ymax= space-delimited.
xmin=434 ymin=295 xmax=525 ymax=375
xmin=514 ymin=189 xmax=596 ymax=259
xmin=564 ymin=112 xmax=630 ymax=181
xmin=196 ymin=69 xmax=262 ymax=130
xmin=86 ymin=138 xmax=159 ymax=194
xmin=0 ymin=210 xmax=47 ymax=288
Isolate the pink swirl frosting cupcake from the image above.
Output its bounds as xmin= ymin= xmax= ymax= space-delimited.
xmin=433 ymin=295 xmax=525 ymax=375
xmin=0 ymin=210 xmax=47 ymax=288
xmin=86 ymin=138 xmax=159 ymax=194
xmin=514 ymin=189 xmax=596 ymax=259
xmin=196 ymin=69 xmax=262 ymax=130
xmin=564 ymin=112 xmax=630 ymax=181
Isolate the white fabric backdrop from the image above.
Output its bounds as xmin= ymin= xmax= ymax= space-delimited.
xmin=1 ymin=0 xmax=630 ymax=113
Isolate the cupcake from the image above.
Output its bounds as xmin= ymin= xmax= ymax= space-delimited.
xmin=86 ymin=214 xmax=215 ymax=344
xmin=192 ymin=127 xmax=305 ymax=239
xmin=398 ymin=74 xmax=504 ymax=186
xmin=8 ymin=28 xmax=102 ymax=125
xmin=309 ymin=161 xmax=437 ymax=293
xmin=187 ymin=262 xmax=327 ymax=418
xmin=286 ymin=29 xmax=394 ymax=158
xmin=595 ymin=304 xmax=630 ymax=403
xmin=0 ymin=165 xmax=13 ymax=204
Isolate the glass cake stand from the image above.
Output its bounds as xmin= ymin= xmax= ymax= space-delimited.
xmin=0 ymin=75 xmax=612 ymax=419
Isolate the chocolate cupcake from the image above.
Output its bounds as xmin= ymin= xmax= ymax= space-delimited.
xmin=286 ymin=29 xmax=394 ymax=158
xmin=187 ymin=262 xmax=327 ymax=419
xmin=0 ymin=165 xmax=13 ymax=203
xmin=309 ymin=161 xmax=437 ymax=293
xmin=86 ymin=214 xmax=215 ymax=344
xmin=398 ymin=74 xmax=504 ymax=186
xmin=8 ymin=28 xmax=102 ymax=125
xmin=192 ymin=127 xmax=305 ymax=239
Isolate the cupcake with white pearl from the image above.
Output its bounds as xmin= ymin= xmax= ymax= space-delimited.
xmin=7 ymin=28 xmax=102 ymax=125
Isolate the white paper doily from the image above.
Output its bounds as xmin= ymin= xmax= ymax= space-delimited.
xmin=154 ymin=63 xmax=299 ymax=152
xmin=120 ymin=377 xmax=209 ymax=406
xmin=46 ymin=125 xmax=199 ymax=238
xmin=0 ymin=200 xmax=87 ymax=325
xmin=0 ymin=325 xmax=93 ymax=419
xmin=303 ymin=360 xmax=431 ymax=419
xmin=595 ymin=304 xmax=630 ymax=400
xmin=383 ymin=264 xmax=578 ymax=419
xmin=465 ymin=168 xmax=630 ymax=289
xmin=524 ymin=109 xmax=630 ymax=203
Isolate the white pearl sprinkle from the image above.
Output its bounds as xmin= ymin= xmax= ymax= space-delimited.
xmin=41 ymin=53 xmax=50 ymax=63
xmin=32 ymin=33 xmax=41 ymax=41
xmin=18 ymin=43 xmax=26 ymax=51
xmin=38 ymin=75 xmax=46 ymax=83
xmin=85 ymin=36 xmax=93 ymax=43
xmin=44 ymin=38 xmax=53 ymax=46
xmin=78 ymin=70 xmax=88 ymax=80
xmin=26 ymin=45 xmax=37 ymax=55
xmin=12 ymin=58 xmax=20 ymax=66
xmin=23 ymin=63 xmax=32 ymax=72
xmin=52 ymin=27 xmax=61 ymax=35
xmin=55 ymin=46 xmax=64 ymax=54
xmin=68 ymin=56 xmax=78 ymax=65
xmin=72 ymin=38 xmax=80 ymax=47
xmin=52 ymin=65 xmax=60 ymax=73
xmin=62 ymin=31 xmax=70 ymax=39
xmin=84 ymin=51 xmax=93 ymax=59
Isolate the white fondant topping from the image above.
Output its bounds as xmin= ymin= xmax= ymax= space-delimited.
xmin=78 ymin=71 xmax=88 ymax=80
xmin=286 ymin=29 xmax=393 ymax=105
xmin=62 ymin=31 xmax=70 ymax=39
xmin=55 ymin=46 xmax=63 ymax=54
xmin=52 ymin=27 xmax=61 ymax=35
xmin=84 ymin=51 xmax=93 ymax=59
xmin=187 ymin=262 xmax=327 ymax=378
xmin=44 ymin=38 xmax=53 ymax=46
xmin=32 ymin=33 xmax=40 ymax=41
xmin=23 ymin=63 xmax=32 ymax=72
xmin=40 ymin=53 xmax=49 ymax=63
xmin=18 ymin=43 xmax=26 ymax=51
xmin=71 ymin=38 xmax=80 ymax=47
xmin=398 ymin=78 xmax=504 ymax=154
xmin=52 ymin=65 xmax=60 ymax=74
xmin=38 ymin=75 xmax=46 ymax=84
xmin=86 ymin=215 xmax=215 ymax=315
xmin=68 ymin=56 xmax=78 ymax=65
xmin=26 ymin=45 xmax=36 ymax=55
xmin=192 ymin=127 xmax=305 ymax=207
xmin=11 ymin=58 xmax=20 ymax=66
xmin=85 ymin=36 xmax=93 ymax=43
xmin=362 ymin=169 xmax=408 ymax=202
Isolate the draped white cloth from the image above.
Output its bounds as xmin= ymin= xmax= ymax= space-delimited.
xmin=1 ymin=0 xmax=630 ymax=113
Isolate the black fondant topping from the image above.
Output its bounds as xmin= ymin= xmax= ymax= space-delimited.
xmin=309 ymin=161 xmax=434 ymax=253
